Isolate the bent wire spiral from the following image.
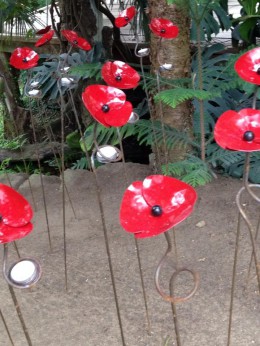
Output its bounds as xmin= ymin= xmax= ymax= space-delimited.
xmin=155 ymin=231 xmax=199 ymax=304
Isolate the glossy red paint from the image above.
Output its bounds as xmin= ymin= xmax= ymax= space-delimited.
xmin=235 ymin=47 xmax=260 ymax=84
xmin=115 ymin=6 xmax=136 ymax=28
xmin=61 ymin=30 xmax=92 ymax=51
xmin=101 ymin=61 xmax=140 ymax=89
xmin=9 ymin=47 xmax=39 ymax=70
xmin=35 ymin=30 xmax=54 ymax=47
xmin=0 ymin=184 xmax=33 ymax=243
xmin=149 ymin=18 xmax=179 ymax=39
xmin=120 ymin=175 xmax=197 ymax=238
xmin=214 ymin=108 xmax=260 ymax=151
xmin=35 ymin=25 xmax=51 ymax=35
xmin=82 ymin=85 xmax=132 ymax=127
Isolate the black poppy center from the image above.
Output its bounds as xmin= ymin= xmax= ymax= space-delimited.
xmin=73 ymin=40 xmax=78 ymax=45
xmin=243 ymin=130 xmax=255 ymax=142
xmin=151 ymin=205 xmax=163 ymax=217
xmin=115 ymin=75 xmax=122 ymax=81
xmin=22 ymin=58 xmax=28 ymax=63
xmin=0 ymin=215 xmax=2 ymax=222
xmin=257 ymin=67 xmax=260 ymax=75
xmin=160 ymin=28 xmax=166 ymax=34
xmin=102 ymin=104 xmax=110 ymax=113
xmin=125 ymin=16 xmax=129 ymax=22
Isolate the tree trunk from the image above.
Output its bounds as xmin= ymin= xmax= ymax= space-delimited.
xmin=147 ymin=1 xmax=192 ymax=166
xmin=59 ymin=0 xmax=97 ymax=47
xmin=0 ymin=53 xmax=30 ymax=137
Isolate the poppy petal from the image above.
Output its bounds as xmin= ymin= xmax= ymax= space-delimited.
xmin=0 ymin=223 xmax=33 ymax=244
xmin=0 ymin=184 xmax=33 ymax=227
xmin=82 ymin=85 xmax=128 ymax=127
xmin=103 ymin=101 xmax=132 ymax=126
xmin=149 ymin=18 xmax=179 ymax=39
xmin=102 ymin=61 xmax=140 ymax=89
xmin=214 ymin=109 xmax=260 ymax=151
xmin=120 ymin=175 xmax=197 ymax=238
xmin=234 ymin=47 xmax=260 ymax=85
xmin=115 ymin=6 xmax=136 ymax=28
xmin=35 ymin=25 xmax=51 ymax=35
xmin=61 ymin=30 xmax=91 ymax=51
xmin=35 ymin=30 xmax=54 ymax=47
xmin=10 ymin=47 xmax=39 ymax=70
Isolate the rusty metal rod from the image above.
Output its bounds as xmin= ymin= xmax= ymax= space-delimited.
xmin=0 ymin=308 xmax=15 ymax=346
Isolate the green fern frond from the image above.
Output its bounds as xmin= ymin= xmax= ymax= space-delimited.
xmin=182 ymin=168 xmax=213 ymax=187
xmin=207 ymin=146 xmax=245 ymax=167
xmin=155 ymin=88 xmax=217 ymax=109
xmin=80 ymin=122 xmax=137 ymax=152
xmin=162 ymin=155 xmax=213 ymax=186
xmin=134 ymin=119 xmax=200 ymax=149
xmin=69 ymin=62 xmax=102 ymax=80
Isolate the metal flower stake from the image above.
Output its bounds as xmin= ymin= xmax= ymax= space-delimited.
xmin=120 ymin=175 xmax=199 ymax=346
xmin=214 ymin=47 xmax=260 ymax=346
xmin=0 ymin=183 xmax=41 ymax=346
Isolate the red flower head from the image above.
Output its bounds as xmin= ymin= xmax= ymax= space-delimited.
xmin=149 ymin=18 xmax=179 ymax=39
xmin=35 ymin=30 xmax=54 ymax=47
xmin=82 ymin=85 xmax=132 ymax=127
xmin=61 ymin=30 xmax=92 ymax=51
xmin=0 ymin=184 xmax=33 ymax=244
xmin=115 ymin=6 xmax=136 ymax=28
xmin=101 ymin=61 xmax=140 ymax=89
xmin=120 ymin=175 xmax=197 ymax=238
xmin=214 ymin=108 xmax=260 ymax=152
xmin=10 ymin=47 xmax=39 ymax=70
xmin=35 ymin=25 xmax=51 ymax=35
xmin=235 ymin=47 xmax=260 ymax=85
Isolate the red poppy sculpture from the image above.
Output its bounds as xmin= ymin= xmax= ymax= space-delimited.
xmin=234 ymin=47 xmax=260 ymax=85
xmin=115 ymin=6 xmax=136 ymax=28
xmin=35 ymin=25 xmax=51 ymax=35
xmin=10 ymin=47 xmax=39 ymax=70
xmin=35 ymin=30 xmax=54 ymax=47
xmin=0 ymin=184 xmax=33 ymax=244
xmin=82 ymin=85 xmax=132 ymax=127
xmin=120 ymin=175 xmax=197 ymax=238
xmin=101 ymin=61 xmax=140 ymax=89
xmin=149 ymin=18 xmax=179 ymax=39
xmin=214 ymin=108 xmax=260 ymax=152
xmin=61 ymin=30 xmax=92 ymax=51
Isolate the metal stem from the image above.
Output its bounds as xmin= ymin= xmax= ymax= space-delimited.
xmin=91 ymin=154 xmax=126 ymax=346
xmin=227 ymin=213 xmax=241 ymax=346
xmin=155 ymin=231 xmax=199 ymax=304
xmin=28 ymin=97 xmax=52 ymax=250
xmin=116 ymin=127 xmax=152 ymax=334
xmin=7 ymin=279 xmax=33 ymax=346
xmin=0 ymin=308 xmax=15 ymax=346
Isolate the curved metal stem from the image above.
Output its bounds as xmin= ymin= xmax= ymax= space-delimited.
xmin=243 ymin=153 xmax=260 ymax=203
xmin=236 ymin=185 xmax=260 ymax=292
xmin=155 ymin=231 xmax=199 ymax=304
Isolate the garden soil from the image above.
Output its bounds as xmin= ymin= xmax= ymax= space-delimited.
xmin=0 ymin=163 xmax=259 ymax=346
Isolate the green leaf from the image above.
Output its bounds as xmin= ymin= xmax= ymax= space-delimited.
xmin=155 ymin=88 xmax=217 ymax=109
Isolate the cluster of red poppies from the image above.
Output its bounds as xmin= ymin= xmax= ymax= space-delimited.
xmin=214 ymin=47 xmax=260 ymax=152
xmin=6 ymin=10 xmax=197 ymax=242
xmin=9 ymin=27 xmax=92 ymax=70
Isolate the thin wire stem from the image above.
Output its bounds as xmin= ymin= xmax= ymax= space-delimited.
xmin=91 ymin=154 xmax=126 ymax=346
xmin=0 ymin=308 xmax=15 ymax=346
xmin=227 ymin=213 xmax=241 ymax=346
xmin=28 ymin=97 xmax=52 ymax=251
xmin=8 ymin=285 xmax=32 ymax=346
xmin=116 ymin=127 xmax=152 ymax=335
